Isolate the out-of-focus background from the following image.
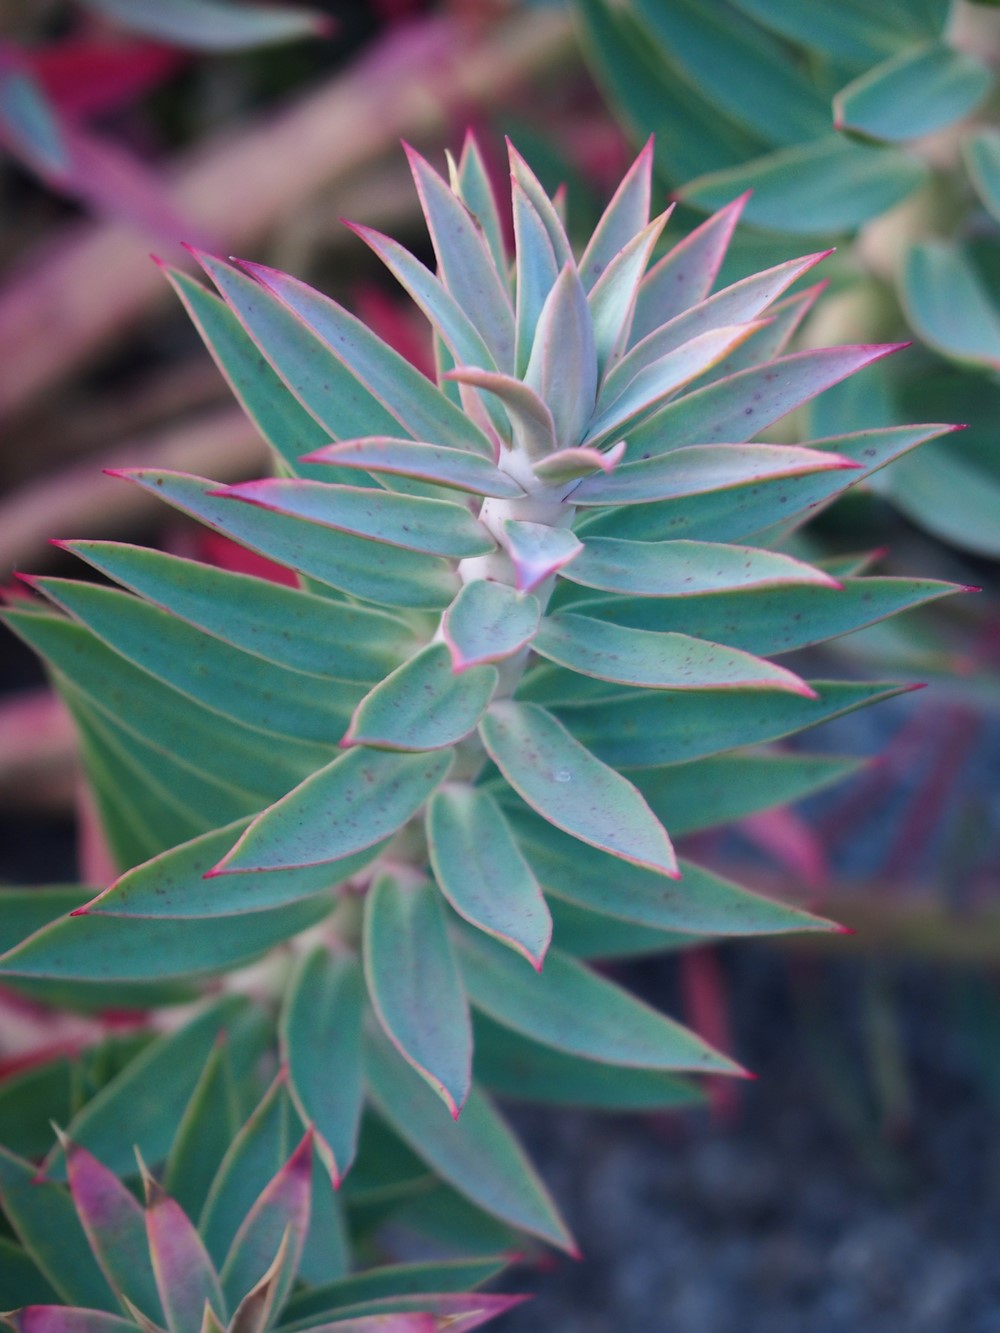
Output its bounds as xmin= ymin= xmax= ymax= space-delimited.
xmin=1 ymin=2 xmax=999 ymax=1328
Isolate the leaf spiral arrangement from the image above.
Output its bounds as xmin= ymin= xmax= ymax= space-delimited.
xmin=0 ymin=137 xmax=959 ymax=1284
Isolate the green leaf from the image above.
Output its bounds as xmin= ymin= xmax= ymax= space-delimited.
xmin=456 ymin=930 xmax=742 ymax=1074
xmin=678 ymin=136 xmax=928 ymax=235
xmin=453 ymin=133 xmax=507 ymax=272
xmin=901 ymin=241 xmax=1000 ymax=368
xmin=0 ymin=1146 xmax=115 ymax=1309
xmin=197 ymin=252 xmax=491 ymax=457
xmin=217 ymin=479 xmax=494 ymax=559
xmin=564 ymin=537 xmax=835 ymax=597
xmin=533 ymin=614 xmax=812 ymax=694
xmin=508 ymin=804 xmax=833 ymax=936
xmin=727 ymin=0 xmax=909 ymax=63
xmin=588 ymin=216 xmax=666 ymax=374
xmin=502 ymin=520 xmax=583 ymax=593
xmin=581 ymin=426 xmax=952 ymax=542
xmin=87 ymin=817 xmax=382 ymax=918
xmin=364 ymin=1027 xmax=575 ymax=1253
xmin=30 ymin=576 xmax=356 ymax=746
xmin=525 ymin=263 xmax=594 ymax=447
xmin=282 ymin=1255 xmax=508 ymax=1324
xmin=348 ymin=222 xmax=510 ymax=443
xmin=572 ymin=441 xmax=854 ymax=508
xmin=405 ymin=145 xmax=515 ymax=372
xmin=3 ymin=611 xmax=324 ymax=814
xmin=117 ymin=469 xmax=458 ymax=609
xmin=62 ymin=1138 xmax=164 ymax=1322
xmin=161 ymin=269 xmax=341 ymax=482
xmin=0 ymin=886 xmax=91 ymax=954
xmin=576 ymin=0 xmax=767 ymax=185
xmin=427 ymin=785 xmax=551 ymax=966
xmin=512 ymin=178 xmax=561 ymax=379
xmin=876 ymin=434 xmax=1000 ymax=558
xmin=40 ymin=999 xmax=248 ymax=1180
xmin=479 ymin=701 xmax=676 ymax=876
xmin=631 ymin=0 xmax=829 ymax=147
xmin=211 ymin=748 xmax=452 ymax=874
xmin=474 ymin=1013 xmax=703 ymax=1110
xmin=364 ymin=874 xmax=472 ymax=1116
xmin=447 ymin=368 xmax=555 ymax=460
xmin=964 ymin=128 xmax=1000 ymax=224
xmin=636 ymin=752 xmax=865 ymax=835
xmin=547 ymin=896 xmax=694 ymax=959
xmin=834 ymin=41 xmax=992 ymax=143
xmin=1 ymin=1309 xmax=139 ymax=1333
xmin=586 ymin=324 xmax=763 ymax=445
xmin=623 ymin=344 xmax=905 ymax=458
xmin=0 ymin=894 xmax=335 ymax=987
xmin=631 ymin=197 xmax=748 ymax=341
xmin=301 ymin=438 xmax=524 ymax=498
xmin=606 ymin=251 xmax=829 ymax=398
xmin=507 ymin=141 xmax=574 ymax=272
xmin=344 ymin=644 xmax=497 ymax=752
xmin=0 ymin=1236 xmax=58 ymax=1306
xmin=299 ymin=1143 xmax=349 ymax=1287
xmin=579 ymin=139 xmax=654 ymax=290
xmin=162 ymin=1027 xmax=257 ymax=1221
xmin=280 ymin=950 xmax=364 ymax=1183
xmin=570 ymin=576 xmax=960 ymax=654
xmin=441 ymin=581 xmax=540 ymax=669
xmin=143 ymin=1171 xmax=225 ymax=1333
xmin=83 ymin=0 xmax=326 ymax=50
xmin=199 ymin=1076 xmax=294 ymax=1268
xmin=555 ymin=679 xmax=912 ymax=769
xmin=220 ymin=1133 xmax=312 ymax=1315
xmin=64 ymin=541 xmax=416 ymax=683
xmin=0 ymin=61 xmax=67 ymax=179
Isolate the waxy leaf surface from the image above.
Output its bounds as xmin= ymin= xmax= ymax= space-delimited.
xmin=479 ymin=702 xmax=677 ymax=876
xmin=427 ymin=785 xmax=551 ymax=965
xmin=564 ymin=538 xmax=834 ymax=597
xmin=442 ymin=581 xmax=540 ymax=669
xmin=364 ymin=1028 xmax=574 ymax=1252
xmin=364 ymin=874 xmax=472 ymax=1115
xmin=456 ymin=931 xmax=742 ymax=1073
xmin=345 ymin=645 xmax=497 ymax=752
xmin=212 ymin=748 xmax=452 ymax=874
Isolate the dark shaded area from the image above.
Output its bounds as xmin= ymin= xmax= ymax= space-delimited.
xmin=501 ymin=947 xmax=1000 ymax=1332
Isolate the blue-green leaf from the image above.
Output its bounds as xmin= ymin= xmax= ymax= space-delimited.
xmin=479 ymin=701 xmax=677 ymax=876
xmin=212 ymin=747 xmax=451 ymax=874
xmin=83 ymin=0 xmax=326 ymax=50
xmin=280 ymin=949 xmax=364 ymax=1183
xmin=455 ymin=930 xmax=742 ymax=1074
xmin=579 ymin=138 xmax=654 ymax=290
xmin=116 ymin=469 xmax=458 ymax=609
xmin=834 ymin=40 xmax=993 ymax=143
xmin=302 ymin=438 xmax=523 ymax=498
xmin=564 ymin=537 xmax=835 ymax=597
xmin=442 ymin=581 xmax=540 ymax=669
xmin=364 ymin=874 xmax=472 ymax=1115
xmin=217 ymin=478 xmax=494 ymax=559
xmin=427 ymin=784 xmax=551 ymax=966
xmin=364 ymin=1027 xmax=574 ymax=1253
xmin=344 ymin=645 xmax=497 ymax=752
xmin=901 ymin=241 xmax=1000 ymax=368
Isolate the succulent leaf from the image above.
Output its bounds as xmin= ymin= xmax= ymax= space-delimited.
xmin=364 ymin=874 xmax=472 ymax=1116
xmin=61 ymin=1136 xmax=163 ymax=1323
xmin=440 ymin=582 xmax=540 ymax=670
xmin=479 ymin=702 xmax=678 ymax=877
xmin=279 ymin=950 xmax=364 ymax=1184
xmin=141 ymin=1167 xmax=225 ymax=1333
xmin=426 ymin=785 xmax=551 ymax=966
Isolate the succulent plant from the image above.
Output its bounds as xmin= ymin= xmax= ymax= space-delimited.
xmin=574 ymin=0 xmax=1000 ymax=560
xmin=0 ymin=136 xmax=959 ymax=1284
xmin=0 ymin=1107 xmax=521 ymax=1331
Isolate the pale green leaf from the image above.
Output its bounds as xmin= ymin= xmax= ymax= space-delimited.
xmin=479 ymin=701 xmax=677 ymax=876
xmin=280 ymin=950 xmax=364 ymax=1183
xmin=84 ymin=0 xmax=325 ymax=50
xmin=502 ymin=520 xmax=582 ymax=593
xmin=364 ymin=874 xmax=472 ymax=1115
xmin=834 ymin=40 xmax=992 ymax=143
xmin=901 ymin=241 xmax=1000 ymax=368
xmin=344 ymin=644 xmax=497 ymax=752
xmin=564 ymin=537 xmax=835 ymax=597
xmin=441 ymin=580 xmax=540 ymax=669
xmin=212 ymin=748 xmax=452 ymax=874
xmin=579 ymin=138 xmax=654 ymax=290
xmin=302 ymin=438 xmax=523 ymax=498
xmin=364 ymin=1026 xmax=574 ymax=1252
xmin=427 ymin=784 xmax=551 ymax=966
xmin=455 ymin=930 xmax=742 ymax=1074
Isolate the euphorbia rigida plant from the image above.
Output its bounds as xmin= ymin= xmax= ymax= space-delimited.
xmin=0 ymin=137 xmax=961 ymax=1326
